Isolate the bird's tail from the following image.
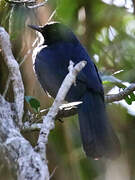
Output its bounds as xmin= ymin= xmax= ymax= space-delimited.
xmin=78 ymin=91 xmax=121 ymax=159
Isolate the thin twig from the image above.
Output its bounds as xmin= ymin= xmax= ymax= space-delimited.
xmin=27 ymin=1 xmax=47 ymax=9
xmin=47 ymin=9 xmax=56 ymax=23
xmin=5 ymin=0 xmax=35 ymax=4
xmin=49 ymin=166 xmax=57 ymax=179
xmin=19 ymin=37 xmax=39 ymax=67
xmin=22 ymin=82 xmax=135 ymax=132
xmin=5 ymin=0 xmax=47 ymax=9
xmin=105 ymin=83 xmax=135 ymax=103
xmin=36 ymin=61 xmax=87 ymax=160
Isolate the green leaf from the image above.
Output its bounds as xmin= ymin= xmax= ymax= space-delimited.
xmin=25 ymin=96 xmax=40 ymax=113
xmin=124 ymin=96 xmax=132 ymax=105
xmin=129 ymin=93 xmax=135 ymax=102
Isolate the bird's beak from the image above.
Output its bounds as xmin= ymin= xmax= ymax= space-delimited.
xmin=28 ymin=24 xmax=43 ymax=32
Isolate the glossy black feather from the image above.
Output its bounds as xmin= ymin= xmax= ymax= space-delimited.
xmin=31 ymin=22 xmax=121 ymax=159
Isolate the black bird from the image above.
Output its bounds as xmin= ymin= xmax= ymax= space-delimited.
xmin=29 ymin=22 xmax=121 ymax=159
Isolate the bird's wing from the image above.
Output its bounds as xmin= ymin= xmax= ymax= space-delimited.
xmin=77 ymin=66 xmax=104 ymax=95
xmin=72 ymin=44 xmax=104 ymax=95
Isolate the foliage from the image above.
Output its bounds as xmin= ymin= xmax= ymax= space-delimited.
xmin=25 ymin=96 xmax=40 ymax=113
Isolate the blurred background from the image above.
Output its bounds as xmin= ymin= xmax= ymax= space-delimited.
xmin=1 ymin=0 xmax=135 ymax=179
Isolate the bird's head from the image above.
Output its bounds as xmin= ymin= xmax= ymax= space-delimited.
xmin=28 ymin=22 xmax=79 ymax=45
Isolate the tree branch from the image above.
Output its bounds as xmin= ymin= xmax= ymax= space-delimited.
xmin=1 ymin=22 xmax=135 ymax=179
xmin=0 ymin=26 xmax=87 ymax=179
xmin=0 ymin=27 xmax=48 ymax=180
xmin=0 ymin=96 xmax=48 ymax=180
xmin=105 ymin=83 xmax=135 ymax=103
xmin=0 ymin=27 xmax=24 ymax=126
xmin=22 ymin=82 xmax=135 ymax=132
xmin=5 ymin=0 xmax=47 ymax=9
xmin=56 ymin=82 xmax=135 ymax=117
xmin=27 ymin=1 xmax=47 ymax=9
xmin=36 ymin=61 xmax=87 ymax=161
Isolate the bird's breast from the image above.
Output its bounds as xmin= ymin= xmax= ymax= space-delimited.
xmin=34 ymin=45 xmax=71 ymax=98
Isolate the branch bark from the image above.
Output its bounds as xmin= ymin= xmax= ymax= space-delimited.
xmin=0 ymin=96 xmax=48 ymax=180
xmin=0 ymin=26 xmax=24 ymax=126
xmin=22 ymin=82 xmax=135 ymax=133
xmin=56 ymin=82 xmax=135 ymax=117
xmin=0 ymin=26 xmax=87 ymax=180
xmin=5 ymin=0 xmax=47 ymax=9
xmin=1 ymin=24 xmax=135 ymax=180
xmin=105 ymin=83 xmax=135 ymax=103
xmin=36 ymin=60 xmax=87 ymax=160
xmin=0 ymin=26 xmax=49 ymax=180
